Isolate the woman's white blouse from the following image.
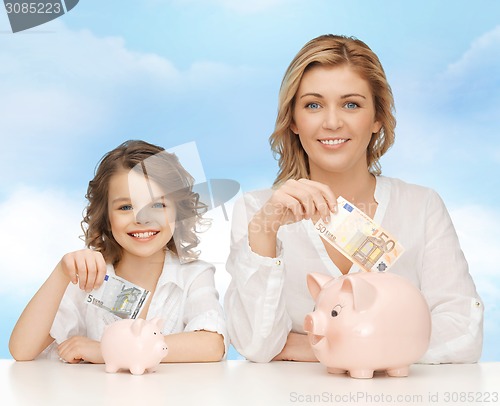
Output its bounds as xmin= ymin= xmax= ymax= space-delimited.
xmin=40 ymin=251 xmax=228 ymax=359
xmin=224 ymin=176 xmax=483 ymax=363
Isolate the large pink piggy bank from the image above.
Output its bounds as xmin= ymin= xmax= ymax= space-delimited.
xmin=304 ymin=272 xmax=431 ymax=379
xmin=101 ymin=317 xmax=168 ymax=375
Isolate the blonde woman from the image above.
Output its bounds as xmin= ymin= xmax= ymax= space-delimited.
xmin=224 ymin=34 xmax=483 ymax=363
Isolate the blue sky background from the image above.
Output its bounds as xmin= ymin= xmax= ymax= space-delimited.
xmin=0 ymin=0 xmax=499 ymax=361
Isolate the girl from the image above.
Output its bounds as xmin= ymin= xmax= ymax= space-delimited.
xmin=224 ymin=34 xmax=483 ymax=363
xmin=10 ymin=140 xmax=227 ymax=363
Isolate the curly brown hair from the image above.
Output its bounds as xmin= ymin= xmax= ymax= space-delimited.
xmin=270 ymin=34 xmax=396 ymax=186
xmin=81 ymin=140 xmax=208 ymax=265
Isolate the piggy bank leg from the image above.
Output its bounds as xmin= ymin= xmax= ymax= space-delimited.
xmin=146 ymin=366 xmax=158 ymax=373
xmin=104 ymin=364 xmax=120 ymax=373
xmin=327 ymin=367 xmax=347 ymax=375
xmin=349 ymin=369 xmax=374 ymax=379
xmin=386 ymin=366 xmax=409 ymax=377
xmin=129 ymin=365 xmax=146 ymax=375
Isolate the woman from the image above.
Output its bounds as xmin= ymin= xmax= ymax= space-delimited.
xmin=224 ymin=34 xmax=483 ymax=363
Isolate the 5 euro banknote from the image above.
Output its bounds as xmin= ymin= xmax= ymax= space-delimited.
xmin=84 ymin=274 xmax=150 ymax=320
xmin=314 ymin=196 xmax=405 ymax=272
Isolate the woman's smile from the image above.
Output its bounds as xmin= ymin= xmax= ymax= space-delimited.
xmin=318 ymin=138 xmax=350 ymax=148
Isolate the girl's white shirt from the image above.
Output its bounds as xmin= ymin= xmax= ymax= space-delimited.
xmin=40 ymin=251 xmax=228 ymax=359
xmin=224 ymin=176 xmax=483 ymax=363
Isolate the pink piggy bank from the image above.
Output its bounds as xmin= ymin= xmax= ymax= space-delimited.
xmin=101 ymin=317 xmax=168 ymax=375
xmin=304 ymin=272 xmax=431 ymax=379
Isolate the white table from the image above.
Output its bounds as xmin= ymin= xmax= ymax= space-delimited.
xmin=1 ymin=359 xmax=499 ymax=405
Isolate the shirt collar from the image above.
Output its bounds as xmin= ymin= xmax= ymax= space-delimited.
xmin=373 ymin=175 xmax=391 ymax=225
xmin=106 ymin=250 xmax=186 ymax=290
xmin=156 ymin=250 xmax=185 ymax=289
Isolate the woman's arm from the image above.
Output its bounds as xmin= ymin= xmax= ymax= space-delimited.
xmin=224 ymin=192 xmax=291 ymax=362
xmin=418 ymin=190 xmax=483 ymax=363
xmin=225 ymin=182 xmax=336 ymax=363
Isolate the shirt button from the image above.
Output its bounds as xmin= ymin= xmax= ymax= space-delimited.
xmin=276 ymin=260 xmax=282 ymax=266
xmin=475 ymin=301 xmax=481 ymax=307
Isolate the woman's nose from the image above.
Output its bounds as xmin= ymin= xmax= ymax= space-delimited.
xmin=322 ymin=107 xmax=342 ymax=131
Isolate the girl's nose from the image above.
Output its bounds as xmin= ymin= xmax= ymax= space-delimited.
xmin=134 ymin=207 xmax=153 ymax=224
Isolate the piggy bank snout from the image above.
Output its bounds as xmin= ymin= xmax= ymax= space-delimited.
xmin=152 ymin=333 xmax=168 ymax=354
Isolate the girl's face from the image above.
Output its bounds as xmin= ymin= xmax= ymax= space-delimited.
xmin=291 ymin=64 xmax=381 ymax=179
xmin=107 ymin=169 xmax=176 ymax=261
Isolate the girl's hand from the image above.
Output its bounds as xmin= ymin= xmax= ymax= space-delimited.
xmin=57 ymin=336 xmax=104 ymax=364
xmin=254 ymin=179 xmax=337 ymax=235
xmin=58 ymin=249 xmax=107 ymax=293
xmin=273 ymin=332 xmax=318 ymax=362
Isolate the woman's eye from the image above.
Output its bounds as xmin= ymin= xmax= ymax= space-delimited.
xmin=344 ymin=102 xmax=358 ymax=109
xmin=119 ymin=204 xmax=133 ymax=211
xmin=152 ymin=202 xmax=166 ymax=209
xmin=306 ymin=102 xmax=321 ymax=110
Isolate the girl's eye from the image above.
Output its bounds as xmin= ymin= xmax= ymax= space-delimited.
xmin=306 ymin=102 xmax=321 ymax=110
xmin=344 ymin=101 xmax=359 ymax=109
xmin=119 ymin=204 xmax=133 ymax=211
xmin=152 ymin=202 xmax=166 ymax=209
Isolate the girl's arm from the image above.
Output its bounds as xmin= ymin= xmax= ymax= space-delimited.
xmin=162 ymin=331 xmax=225 ymax=363
xmin=9 ymin=249 xmax=106 ymax=361
xmin=272 ymin=332 xmax=318 ymax=362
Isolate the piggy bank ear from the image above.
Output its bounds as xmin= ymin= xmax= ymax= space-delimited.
xmin=150 ymin=317 xmax=164 ymax=331
xmin=342 ymin=276 xmax=377 ymax=312
xmin=131 ymin=318 xmax=146 ymax=336
xmin=307 ymin=273 xmax=334 ymax=300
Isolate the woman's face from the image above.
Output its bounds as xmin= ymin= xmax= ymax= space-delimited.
xmin=291 ymin=64 xmax=381 ymax=179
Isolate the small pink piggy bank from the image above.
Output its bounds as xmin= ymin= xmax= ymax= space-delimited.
xmin=304 ymin=272 xmax=431 ymax=379
xmin=101 ymin=317 xmax=168 ymax=375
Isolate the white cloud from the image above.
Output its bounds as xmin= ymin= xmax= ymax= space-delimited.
xmin=0 ymin=187 xmax=85 ymax=296
xmin=384 ymin=26 xmax=500 ymax=188
xmin=0 ymin=18 xmax=259 ymax=192
xmin=444 ymin=25 xmax=500 ymax=82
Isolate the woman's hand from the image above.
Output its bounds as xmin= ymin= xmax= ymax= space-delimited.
xmin=57 ymin=249 xmax=107 ymax=293
xmin=248 ymin=179 xmax=337 ymax=257
xmin=255 ymin=179 xmax=336 ymax=233
xmin=58 ymin=336 xmax=104 ymax=364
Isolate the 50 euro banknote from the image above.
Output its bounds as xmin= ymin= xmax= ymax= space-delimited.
xmin=313 ymin=196 xmax=405 ymax=272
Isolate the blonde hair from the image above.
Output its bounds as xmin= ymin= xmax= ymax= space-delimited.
xmin=82 ymin=140 xmax=207 ymax=265
xmin=270 ymin=34 xmax=396 ymax=186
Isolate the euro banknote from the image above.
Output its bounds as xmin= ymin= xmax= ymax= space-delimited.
xmin=84 ymin=274 xmax=150 ymax=320
xmin=314 ymin=196 xmax=405 ymax=272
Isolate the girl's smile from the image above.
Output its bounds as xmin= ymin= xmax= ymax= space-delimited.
xmin=127 ymin=230 xmax=160 ymax=240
